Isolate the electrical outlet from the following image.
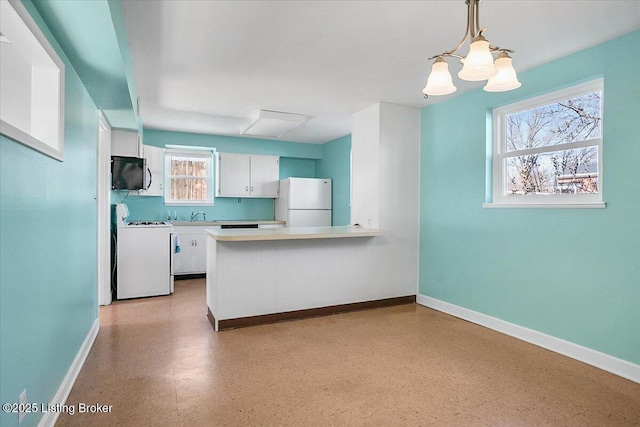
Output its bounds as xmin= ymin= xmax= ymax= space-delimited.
xmin=18 ymin=389 xmax=26 ymax=424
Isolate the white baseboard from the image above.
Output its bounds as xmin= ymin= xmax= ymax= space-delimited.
xmin=38 ymin=318 xmax=100 ymax=427
xmin=416 ymin=294 xmax=640 ymax=384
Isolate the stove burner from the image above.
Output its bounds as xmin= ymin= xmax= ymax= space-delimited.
xmin=127 ymin=220 xmax=170 ymax=226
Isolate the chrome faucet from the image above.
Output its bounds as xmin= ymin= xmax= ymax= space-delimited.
xmin=191 ymin=211 xmax=206 ymax=222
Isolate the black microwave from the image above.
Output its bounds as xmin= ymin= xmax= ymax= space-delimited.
xmin=111 ymin=156 xmax=148 ymax=190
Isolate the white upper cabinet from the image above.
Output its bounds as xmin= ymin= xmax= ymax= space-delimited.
xmin=249 ymin=154 xmax=280 ymax=197
xmin=139 ymin=145 xmax=164 ymax=197
xmin=215 ymin=152 xmax=251 ymax=197
xmin=111 ymin=129 xmax=142 ymax=158
xmin=215 ymin=152 xmax=279 ymax=198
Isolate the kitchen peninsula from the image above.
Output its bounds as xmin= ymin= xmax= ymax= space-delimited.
xmin=205 ymin=226 xmax=416 ymax=331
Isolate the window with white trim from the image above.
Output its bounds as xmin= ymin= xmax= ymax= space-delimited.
xmin=488 ymin=79 xmax=604 ymax=208
xmin=164 ymin=149 xmax=214 ymax=206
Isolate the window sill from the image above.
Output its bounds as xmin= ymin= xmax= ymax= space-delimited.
xmin=482 ymin=202 xmax=606 ymax=209
xmin=165 ymin=202 xmax=215 ymax=207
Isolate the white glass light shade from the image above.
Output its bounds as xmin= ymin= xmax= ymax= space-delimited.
xmin=423 ymin=59 xmax=457 ymax=96
xmin=484 ymin=53 xmax=521 ymax=92
xmin=458 ymin=38 xmax=497 ymax=81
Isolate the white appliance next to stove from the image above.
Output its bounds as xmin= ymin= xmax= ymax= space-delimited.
xmin=115 ymin=204 xmax=176 ymax=299
xmin=275 ymin=177 xmax=332 ymax=227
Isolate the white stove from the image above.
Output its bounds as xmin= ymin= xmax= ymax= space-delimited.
xmin=126 ymin=220 xmax=172 ymax=227
xmin=115 ymin=204 xmax=176 ymax=299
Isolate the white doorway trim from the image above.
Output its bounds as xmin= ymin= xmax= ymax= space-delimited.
xmin=97 ymin=112 xmax=112 ymax=306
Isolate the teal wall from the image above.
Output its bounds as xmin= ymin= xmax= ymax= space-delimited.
xmin=143 ymin=128 xmax=322 ymax=157
xmin=0 ymin=2 xmax=99 ymax=426
xmin=317 ymin=135 xmax=351 ymax=226
xmin=280 ymin=157 xmax=316 ymax=179
xmin=30 ymin=0 xmax=138 ymax=130
xmin=420 ymin=31 xmax=640 ymax=364
xmin=121 ymin=129 xmax=352 ymax=223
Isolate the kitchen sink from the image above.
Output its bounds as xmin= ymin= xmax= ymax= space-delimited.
xmin=171 ymin=220 xmax=220 ymax=226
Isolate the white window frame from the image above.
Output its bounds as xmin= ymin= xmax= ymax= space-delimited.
xmin=485 ymin=78 xmax=605 ymax=209
xmin=164 ymin=148 xmax=215 ymax=206
xmin=0 ymin=0 xmax=65 ymax=161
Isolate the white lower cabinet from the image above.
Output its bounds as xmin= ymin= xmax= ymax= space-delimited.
xmin=174 ymin=234 xmax=207 ymax=274
xmin=173 ymin=223 xmax=283 ymax=274
xmin=173 ymin=226 xmax=218 ymax=275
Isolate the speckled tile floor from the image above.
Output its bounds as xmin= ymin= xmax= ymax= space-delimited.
xmin=56 ymin=279 xmax=640 ymax=426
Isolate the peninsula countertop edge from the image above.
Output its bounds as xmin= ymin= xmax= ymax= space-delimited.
xmin=205 ymin=226 xmax=384 ymax=242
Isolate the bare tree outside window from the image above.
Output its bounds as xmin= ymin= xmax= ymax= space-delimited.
xmin=490 ymin=79 xmax=603 ymax=207
xmin=504 ymin=91 xmax=601 ymax=196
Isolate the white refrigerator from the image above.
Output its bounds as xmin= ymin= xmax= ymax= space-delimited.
xmin=276 ymin=178 xmax=332 ymax=227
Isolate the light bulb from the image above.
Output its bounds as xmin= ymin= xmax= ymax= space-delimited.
xmin=484 ymin=51 xmax=521 ymax=92
xmin=458 ymin=36 xmax=497 ymax=81
xmin=423 ymin=57 xmax=457 ymax=96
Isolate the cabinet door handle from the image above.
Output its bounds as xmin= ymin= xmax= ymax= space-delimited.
xmin=251 ymin=186 xmax=254 ymax=192
xmin=245 ymin=186 xmax=249 ymax=192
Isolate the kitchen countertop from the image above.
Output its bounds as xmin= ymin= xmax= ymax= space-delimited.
xmin=171 ymin=220 xmax=285 ymax=226
xmin=206 ymin=226 xmax=382 ymax=242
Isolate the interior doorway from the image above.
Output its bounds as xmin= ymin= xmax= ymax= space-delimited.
xmin=98 ymin=112 xmax=112 ymax=305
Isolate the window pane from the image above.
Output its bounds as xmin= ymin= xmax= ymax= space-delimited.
xmin=171 ymin=178 xmax=208 ymax=201
xmin=505 ymin=146 xmax=599 ymax=196
xmin=170 ymin=157 xmax=208 ymax=177
xmin=505 ymin=91 xmax=601 ymax=152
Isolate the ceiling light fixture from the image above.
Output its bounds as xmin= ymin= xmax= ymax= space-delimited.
xmin=422 ymin=0 xmax=521 ymax=97
xmin=241 ymin=110 xmax=308 ymax=139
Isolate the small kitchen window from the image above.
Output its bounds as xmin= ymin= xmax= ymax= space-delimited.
xmin=486 ymin=78 xmax=604 ymax=208
xmin=164 ymin=149 xmax=214 ymax=206
xmin=0 ymin=0 xmax=65 ymax=161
